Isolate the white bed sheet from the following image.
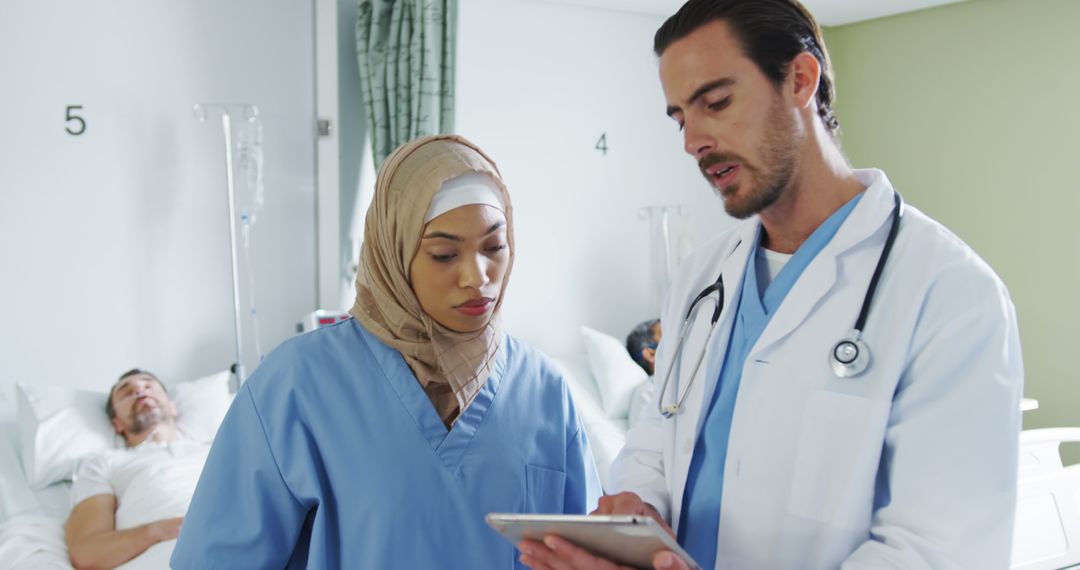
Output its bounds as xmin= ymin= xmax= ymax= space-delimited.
xmin=553 ymin=354 xmax=630 ymax=491
xmin=1 ymin=422 xmax=71 ymax=520
xmin=0 ymin=422 xmax=73 ymax=569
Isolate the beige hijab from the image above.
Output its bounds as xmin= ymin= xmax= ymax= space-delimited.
xmin=349 ymin=135 xmax=514 ymax=425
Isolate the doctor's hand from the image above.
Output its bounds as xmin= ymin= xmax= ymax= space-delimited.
xmin=591 ymin=492 xmax=672 ymax=536
xmin=518 ymin=492 xmax=686 ymax=570
xmin=518 ymin=534 xmax=689 ymax=570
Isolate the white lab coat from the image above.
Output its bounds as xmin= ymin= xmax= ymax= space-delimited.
xmin=610 ymin=170 xmax=1024 ymax=569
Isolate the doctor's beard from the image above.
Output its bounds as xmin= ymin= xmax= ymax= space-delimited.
xmin=702 ymin=97 xmax=799 ymax=219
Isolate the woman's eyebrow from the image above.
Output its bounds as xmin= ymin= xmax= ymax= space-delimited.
xmin=422 ymin=231 xmax=461 ymax=241
xmin=424 ymin=222 xmax=505 ymax=241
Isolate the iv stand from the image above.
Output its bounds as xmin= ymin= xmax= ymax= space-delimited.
xmin=638 ymin=205 xmax=690 ymax=317
xmin=193 ymin=103 xmax=260 ymax=387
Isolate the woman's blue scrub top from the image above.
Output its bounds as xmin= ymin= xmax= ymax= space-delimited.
xmin=171 ymin=319 xmax=602 ymax=569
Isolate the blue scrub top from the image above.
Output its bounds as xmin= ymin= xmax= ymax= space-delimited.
xmin=171 ymin=319 xmax=602 ymax=569
xmin=678 ymin=193 xmax=863 ymax=569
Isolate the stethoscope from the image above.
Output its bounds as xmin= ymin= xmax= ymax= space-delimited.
xmin=658 ymin=192 xmax=904 ymax=419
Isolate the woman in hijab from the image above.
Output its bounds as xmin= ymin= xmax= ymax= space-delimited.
xmin=171 ymin=135 xmax=602 ymax=569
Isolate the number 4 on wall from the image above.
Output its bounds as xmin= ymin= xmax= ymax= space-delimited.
xmin=66 ymin=105 xmax=86 ymax=136
xmin=595 ymin=133 xmax=608 ymax=156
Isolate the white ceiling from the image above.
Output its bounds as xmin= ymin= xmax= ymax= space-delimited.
xmin=537 ymin=0 xmax=966 ymax=26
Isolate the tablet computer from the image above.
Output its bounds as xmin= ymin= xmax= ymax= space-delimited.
xmin=485 ymin=513 xmax=700 ymax=570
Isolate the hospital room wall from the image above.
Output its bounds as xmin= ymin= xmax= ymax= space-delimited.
xmin=455 ymin=0 xmax=734 ymax=360
xmin=824 ymin=0 xmax=1080 ymax=458
xmin=0 ymin=0 xmax=319 ymax=409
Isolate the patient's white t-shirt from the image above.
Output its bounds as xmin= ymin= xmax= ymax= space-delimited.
xmin=71 ymin=438 xmax=210 ymax=530
xmin=71 ymin=438 xmax=209 ymax=529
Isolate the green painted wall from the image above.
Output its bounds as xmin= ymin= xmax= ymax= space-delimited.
xmin=824 ymin=0 xmax=1080 ymax=458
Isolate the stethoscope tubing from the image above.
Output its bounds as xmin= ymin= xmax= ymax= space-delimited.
xmin=656 ymin=241 xmax=738 ymax=419
xmin=852 ymin=191 xmax=904 ymax=334
xmin=659 ymin=281 xmax=723 ymax=418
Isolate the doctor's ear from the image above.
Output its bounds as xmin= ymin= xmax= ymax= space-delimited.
xmin=642 ymin=347 xmax=657 ymax=366
xmin=788 ymin=52 xmax=821 ymax=110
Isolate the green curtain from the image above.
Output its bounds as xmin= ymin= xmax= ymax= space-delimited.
xmin=356 ymin=0 xmax=457 ymax=169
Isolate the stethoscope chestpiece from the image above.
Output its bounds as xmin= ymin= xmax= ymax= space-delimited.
xmin=827 ymin=192 xmax=902 ymax=380
xmin=830 ymin=331 xmax=870 ymax=378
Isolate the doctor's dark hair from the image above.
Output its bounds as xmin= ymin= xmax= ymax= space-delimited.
xmin=654 ymin=0 xmax=840 ymax=137
xmin=626 ymin=319 xmax=661 ymax=375
xmin=105 ymin=368 xmax=167 ymax=421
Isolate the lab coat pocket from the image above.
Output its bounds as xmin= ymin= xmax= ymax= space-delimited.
xmin=787 ymin=391 xmax=890 ymax=530
xmin=526 ymin=464 xmax=566 ymax=514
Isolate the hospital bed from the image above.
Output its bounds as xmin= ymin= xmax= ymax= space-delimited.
xmin=1012 ymin=428 xmax=1080 ymax=570
xmin=0 ymin=372 xmax=233 ymax=570
xmin=552 ymin=326 xmax=655 ymax=491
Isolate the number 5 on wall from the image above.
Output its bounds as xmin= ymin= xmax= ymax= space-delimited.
xmin=65 ymin=105 xmax=86 ymax=136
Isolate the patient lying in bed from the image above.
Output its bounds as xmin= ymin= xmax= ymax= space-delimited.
xmin=64 ymin=369 xmax=209 ymax=570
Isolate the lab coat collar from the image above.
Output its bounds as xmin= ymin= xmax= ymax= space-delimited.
xmin=749 ymin=169 xmax=897 ymax=357
xmin=828 ymin=169 xmax=897 ymax=254
xmin=718 ymin=223 xmax=760 ymax=324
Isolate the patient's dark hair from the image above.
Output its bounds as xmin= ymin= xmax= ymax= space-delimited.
xmin=654 ymin=0 xmax=840 ymax=137
xmin=105 ymin=368 xmax=167 ymax=421
xmin=627 ymin=319 xmax=661 ymax=375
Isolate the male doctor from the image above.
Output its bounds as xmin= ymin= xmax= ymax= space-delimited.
xmin=519 ymin=0 xmax=1024 ymax=569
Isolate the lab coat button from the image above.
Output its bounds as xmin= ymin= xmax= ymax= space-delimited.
xmin=683 ymin=438 xmax=694 ymax=454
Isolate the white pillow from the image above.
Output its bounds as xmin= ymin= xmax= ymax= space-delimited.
xmin=172 ymin=370 xmax=233 ymax=443
xmin=16 ymin=383 xmax=115 ymax=491
xmin=552 ymin=355 xmax=605 ymax=429
xmin=580 ymin=326 xmax=648 ymax=419
xmin=15 ymin=370 xmax=233 ymax=490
